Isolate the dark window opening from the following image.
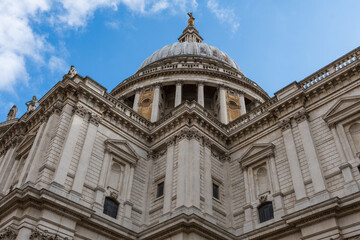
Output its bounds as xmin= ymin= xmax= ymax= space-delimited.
xmin=358 ymin=165 xmax=360 ymax=173
xmin=258 ymin=202 xmax=274 ymax=223
xmin=157 ymin=182 xmax=164 ymax=198
xmin=124 ymin=95 xmax=135 ymax=108
xmin=213 ymin=183 xmax=219 ymax=199
xmin=182 ymin=84 xmax=197 ymax=103
xmin=103 ymin=197 xmax=119 ymax=219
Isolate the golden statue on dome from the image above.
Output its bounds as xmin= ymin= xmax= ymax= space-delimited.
xmin=187 ymin=12 xmax=195 ymax=25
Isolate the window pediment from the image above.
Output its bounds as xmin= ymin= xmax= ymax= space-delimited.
xmin=323 ymin=95 xmax=360 ymax=126
xmin=238 ymin=143 xmax=275 ymax=168
xmin=105 ymin=139 xmax=139 ymax=166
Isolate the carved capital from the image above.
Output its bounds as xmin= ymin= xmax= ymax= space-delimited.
xmin=89 ymin=114 xmax=101 ymax=126
xmin=167 ymin=136 xmax=176 ymax=147
xmin=30 ymin=228 xmax=72 ymax=240
xmin=73 ymin=105 xmax=87 ymax=118
xmin=203 ymin=137 xmax=212 ymax=148
xmin=220 ymin=154 xmax=231 ymax=162
xmin=294 ymin=110 xmax=309 ymax=124
xmin=278 ymin=118 xmax=291 ymax=131
xmin=0 ymin=227 xmax=17 ymax=240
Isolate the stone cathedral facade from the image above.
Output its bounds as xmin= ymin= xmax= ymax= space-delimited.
xmin=1 ymin=16 xmax=360 ymax=240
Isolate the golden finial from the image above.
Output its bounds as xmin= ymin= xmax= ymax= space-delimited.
xmin=187 ymin=12 xmax=195 ymax=26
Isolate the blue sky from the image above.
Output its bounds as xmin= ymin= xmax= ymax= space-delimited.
xmin=1 ymin=0 xmax=360 ymax=121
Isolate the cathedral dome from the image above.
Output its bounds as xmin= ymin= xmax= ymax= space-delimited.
xmin=138 ymin=42 xmax=242 ymax=73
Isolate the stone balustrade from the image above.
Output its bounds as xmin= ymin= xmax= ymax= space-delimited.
xmin=299 ymin=47 xmax=360 ymax=89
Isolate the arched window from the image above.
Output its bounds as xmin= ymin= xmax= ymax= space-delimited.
xmin=103 ymin=197 xmax=119 ymax=218
xmin=258 ymin=202 xmax=274 ymax=223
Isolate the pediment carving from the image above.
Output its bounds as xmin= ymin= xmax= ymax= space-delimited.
xmin=105 ymin=139 xmax=139 ymax=166
xmin=238 ymin=143 xmax=275 ymax=168
xmin=323 ymin=95 xmax=360 ymax=126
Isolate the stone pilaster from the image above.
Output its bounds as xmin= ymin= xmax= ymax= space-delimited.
xmin=16 ymin=119 xmax=47 ymax=188
xmin=294 ymin=110 xmax=329 ymax=202
xmin=279 ymin=118 xmax=308 ymax=208
xmin=203 ymin=137 xmax=213 ymax=215
xmin=163 ymin=137 xmax=176 ymax=214
xmin=51 ymin=105 xmax=87 ymax=192
xmin=243 ymin=168 xmax=253 ymax=232
xmin=26 ymin=110 xmax=60 ymax=184
xmin=71 ymin=114 xmax=100 ymax=197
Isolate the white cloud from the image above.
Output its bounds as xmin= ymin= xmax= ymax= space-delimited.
xmin=48 ymin=56 xmax=68 ymax=74
xmin=0 ymin=0 xmax=198 ymax=93
xmin=0 ymin=0 xmax=50 ymax=91
xmin=207 ymin=0 xmax=240 ymax=33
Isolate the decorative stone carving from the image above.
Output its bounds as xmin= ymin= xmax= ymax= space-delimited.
xmin=89 ymin=114 xmax=101 ymax=126
xmin=73 ymin=105 xmax=88 ymax=118
xmin=0 ymin=227 xmax=17 ymax=240
xmin=6 ymin=105 xmax=17 ymax=121
xmin=294 ymin=110 xmax=309 ymax=123
xmin=63 ymin=65 xmax=77 ymax=80
xmin=278 ymin=118 xmax=291 ymax=131
xmin=30 ymin=228 xmax=72 ymax=240
xmin=25 ymin=96 xmax=38 ymax=113
xmin=259 ymin=194 xmax=268 ymax=203
xmin=110 ymin=191 xmax=119 ymax=200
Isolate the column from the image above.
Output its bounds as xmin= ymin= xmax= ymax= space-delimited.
xmin=163 ymin=138 xmax=175 ymax=214
xmin=279 ymin=119 xmax=307 ymax=202
xmin=133 ymin=90 xmax=140 ymax=112
xmin=197 ymin=83 xmax=204 ymax=107
xmin=330 ymin=126 xmax=359 ymax=195
xmin=219 ymin=87 xmax=228 ymax=124
xmin=295 ymin=111 xmax=329 ymax=200
xmin=239 ymin=92 xmax=246 ymax=115
xmin=17 ymin=120 xmax=47 ymax=188
xmin=151 ymin=84 xmax=160 ymax=122
xmin=52 ymin=106 xmax=87 ymax=188
xmin=175 ymin=82 xmax=182 ymax=107
xmin=26 ymin=112 xmax=60 ymax=184
xmin=203 ymin=138 xmax=213 ymax=215
xmin=71 ymin=114 xmax=100 ymax=195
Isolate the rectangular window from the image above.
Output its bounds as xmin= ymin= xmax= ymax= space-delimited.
xmin=258 ymin=202 xmax=274 ymax=223
xmin=157 ymin=181 xmax=164 ymax=198
xmin=213 ymin=183 xmax=219 ymax=199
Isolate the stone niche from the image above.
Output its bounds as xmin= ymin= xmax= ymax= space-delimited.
xmin=238 ymin=143 xmax=284 ymax=227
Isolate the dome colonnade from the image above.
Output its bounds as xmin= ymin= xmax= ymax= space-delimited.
xmin=111 ymin=17 xmax=269 ymax=124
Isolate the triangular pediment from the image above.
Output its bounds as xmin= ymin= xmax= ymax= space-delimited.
xmin=105 ymin=139 xmax=139 ymax=166
xmin=238 ymin=143 xmax=275 ymax=168
xmin=323 ymin=95 xmax=360 ymax=125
